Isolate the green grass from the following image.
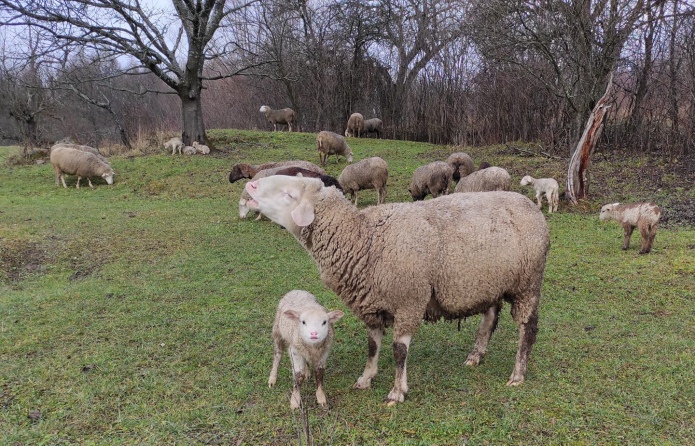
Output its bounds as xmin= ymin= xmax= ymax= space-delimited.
xmin=1 ymin=131 xmax=694 ymax=445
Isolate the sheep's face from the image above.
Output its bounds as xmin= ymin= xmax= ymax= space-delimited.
xmin=238 ymin=198 xmax=250 ymax=219
xmin=259 ymin=105 xmax=270 ymax=114
xmin=599 ymin=203 xmax=619 ymax=221
xmin=520 ymin=176 xmax=532 ymax=186
xmin=245 ymin=176 xmax=324 ymax=231
xmin=103 ymin=171 xmax=114 ymax=185
xmin=284 ymin=308 xmax=344 ymax=345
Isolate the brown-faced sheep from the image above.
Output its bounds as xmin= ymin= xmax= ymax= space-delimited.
xmin=268 ymin=290 xmax=344 ymax=409
xmin=245 ymin=175 xmax=550 ymax=405
xmin=520 ymin=175 xmax=559 ymax=214
xmin=337 ymin=157 xmax=388 ymax=206
xmin=446 ymin=152 xmax=475 ymax=182
xmin=50 ymin=146 xmax=115 ymax=188
xmin=164 ymin=137 xmax=184 ymax=155
xmin=362 ymin=118 xmax=383 ymax=138
xmin=454 ymin=166 xmax=511 ymax=193
xmin=599 ymin=202 xmax=661 ymax=254
xmin=317 ymin=131 xmax=354 ymax=166
xmin=345 ymin=113 xmax=364 ymax=138
xmin=409 ymin=161 xmax=455 ymax=200
xmin=259 ymin=105 xmax=296 ymax=132
xmin=229 ymin=161 xmax=326 ymax=183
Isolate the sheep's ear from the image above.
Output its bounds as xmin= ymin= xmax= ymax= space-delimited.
xmin=290 ymin=199 xmax=315 ymax=227
xmin=327 ymin=310 xmax=344 ymax=323
xmin=284 ymin=310 xmax=301 ymax=321
xmin=296 ymin=173 xmax=304 ymax=177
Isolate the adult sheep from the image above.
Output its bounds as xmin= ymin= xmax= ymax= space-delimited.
xmin=362 ymin=118 xmax=383 ymax=138
xmin=344 ymin=113 xmax=364 ymax=138
xmin=409 ymin=161 xmax=454 ymax=200
xmin=337 ymin=156 xmax=388 ymax=206
xmin=229 ymin=161 xmax=326 ymax=183
xmin=454 ymin=166 xmax=511 ymax=193
xmin=51 ymin=143 xmax=110 ymax=164
xmin=446 ymin=152 xmax=475 ymax=182
xmin=259 ymin=105 xmax=296 ymax=132
xmin=316 ymin=131 xmax=354 ymax=166
xmin=50 ymin=145 xmax=115 ymax=188
xmin=245 ymin=175 xmax=550 ymax=405
xmin=599 ymin=202 xmax=661 ymax=254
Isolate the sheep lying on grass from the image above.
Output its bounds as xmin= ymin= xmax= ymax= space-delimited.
xmin=338 ymin=157 xmax=388 ymax=206
xmin=446 ymin=152 xmax=475 ymax=182
xmin=454 ymin=166 xmax=510 ymax=193
xmin=192 ymin=141 xmax=210 ymax=155
xmin=182 ymin=146 xmax=196 ymax=155
xmin=409 ymin=161 xmax=454 ymax=200
xmin=520 ymin=175 xmax=559 ymax=214
xmin=245 ymin=175 xmax=550 ymax=405
xmin=229 ymin=161 xmax=325 ymax=183
xmin=599 ymin=202 xmax=661 ymax=254
xmin=345 ymin=113 xmax=364 ymax=137
xmin=50 ymin=145 xmax=115 ymax=188
xmin=316 ymin=131 xmax=354 ymax=166
xmin=260 ymin=106 xmax=296 ymax=132
xmin=268 ymin=290 xmax=344 ymax=409
xmin=164 ymin=137 xmax=184 ymax=155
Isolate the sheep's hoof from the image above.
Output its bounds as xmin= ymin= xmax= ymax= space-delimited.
xmin=386 ymin=400 xmax=399 ymax=407
xmin=385 ymin=388 xmax=405 ymax=405
xmin=506 ymin=376 xmax=525 ymax=386
xmin=464 ymin=353 xmax=482 ymax=366
xmin=353 ymin=377 xmax=372 ymax=389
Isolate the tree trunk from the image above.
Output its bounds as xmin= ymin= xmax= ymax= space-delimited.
xmin=566 ymin=74 xmax=613 ymax=205
xmin=180 ymin=91 xmax=208 ymax=147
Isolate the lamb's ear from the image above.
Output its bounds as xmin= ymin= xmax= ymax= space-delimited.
xmin=290 ymin=199 xmax=315 ymax=227
xmin=327 ymin=310 xmax=344 ymax=323
xmin=284 ymin=310 xmax=301 ymax=321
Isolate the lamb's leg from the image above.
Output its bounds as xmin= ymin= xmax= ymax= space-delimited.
xmin=622 ymin=224 xmax=635 ymax=250
xmin=535 ymin=191 xmax=543 ymax=208
xmin=315 ymin=366 xmax=327 ymax=407
xmin=465 ymin=304 xmax=501 ymax=366
xmin=638 ymin=222 xmax=655 ymax=254
xmin=60 ymin=174 xmax=68 ymax=188
xmin=289 ymin=347 xmax=306 ymax=410
xmin=354 ymin=326 xmax=384 ymax=390
xmin=508 ymin=295 xmax=539 ymax=386
xmin=386 ymin=333 xmax=412 ymax=406
xmin=268 ymin=338 xmax=284 ymax=388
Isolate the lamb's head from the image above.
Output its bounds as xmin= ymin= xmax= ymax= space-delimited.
xmin=520 ymin=175 xmax=533 ymax=186
xmin=245 ymin=175 xmax=324 ymax=231
xmin=599 ymin=203 xmax=619 ymax=221
xmin=284 ymin=307 xmax=344 ymax=346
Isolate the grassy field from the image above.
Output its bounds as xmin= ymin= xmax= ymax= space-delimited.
xmin=1 ymin=130 xmax=694 ymax=445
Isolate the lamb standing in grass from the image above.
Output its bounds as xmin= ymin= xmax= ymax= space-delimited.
xmin=409 ymin=161 xmax=455 ymax=200
xmin=164 ymin=137 xmax=184 ymax=155
xmin=259 ymin=106 xmax=296 ymax=132
xmin=454 ymin=166 xmax=511 ymax=193
xmin=316 ymin=131 xmax=354 ymax=166
xmin=520 ymin=175 xmax=559 ymax=214
xmin=345 ymin=113 xmax=364 ymax=137
xmin=599 ymin=202 xmax=661 ymax=254
xmin=50 ymin=145 xmax=115 ymax=188
xmin=268 ymin=290 xmax=344 ymax=409
xmin=338 ymin=156 xmax=388 ymax=206
xmin=245 ymin=175 xmax=549 ymax=405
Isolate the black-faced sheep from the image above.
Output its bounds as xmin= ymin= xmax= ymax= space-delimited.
xmin=268 ymin=290 xmax=344 ymax=409
xmin=229 ymin=161 xmax=326 ymax=183
xmin=164 ymin=137 xmax=184 ymax=155
xmin=50 ymin=145 xmax=115 ymax=188
xmin=446 ymin=152 xmax=475 ymax=182
xmin=362 ymin=118 xmax=383 ymax=138
xmin=599 ymin=202 xmax=661 ymax=254
xmin=337 ymin=157 xmax=388 ymax=206
xmin=345 ymin=113 xmax=364 ymax=138
xmin=454 ymin=166 xmax=511 ymax=193
xmin=520 ymin=175 xmax=559 ymax=214
xmin=259 ymin=106 xmax=296 ymax=132
xmin=245 ymin=176 xmax=550 ymax=405
xmin=316 ymin=131 xmax=354 ymax=166
xmin=409 ymin=161 xmax=455 ymax=200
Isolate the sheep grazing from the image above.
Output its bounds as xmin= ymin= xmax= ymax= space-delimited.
xmin=362 ymin=118 xmax=383 ymax=138
xmin=454 ymin=166 xmax=511 ymax=193
xmin=245 ymin=175 xmax=550 ymax=405
xmin=344 ymin=113 xmax=364 ymax=138
xmin=259 ymin=105 xmax=296 ymax=132
xmin=182 ymin=146 xmax=196 ymax=155
xmin=316 ymin=131 xmax=354 ymax=166
xmin=50 ymin=145 xmax=115 ymax=188
xmin=192 ymin=141 xmax=210 ymax=155
xmin=51 ymin=143 xmax=110 ymax=165
xmin=599 ymin=202 xmax=661 ymax=254
xmin=520 ymin=175 xmax=560 ymax=214
xmin=164 ymin=136 xmax=184 ymax=155
xmin=229 ymin=160 xmax=326 ymax=183
xmin=446 ymin=152 xmax=475 ymax=182
xmin=268 ymin=290 xmax=344 ymax=409
xmin=409 ymin=161 xmax=455 ymax=201
xmin=337 ymin=156 xmax=388 ymax=206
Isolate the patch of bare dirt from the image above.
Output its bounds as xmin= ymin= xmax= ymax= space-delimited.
xmin=0 ymin=240 xmax=49 ymax=283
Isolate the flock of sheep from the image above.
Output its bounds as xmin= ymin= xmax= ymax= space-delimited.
xmin=46 ymin=108 xmax=662 ymax=409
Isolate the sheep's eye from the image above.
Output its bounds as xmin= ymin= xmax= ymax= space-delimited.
xmin=302 ymin=320 xmax=306 ymax=325
xmin=322 ymin=321 xmax=327 ymax=325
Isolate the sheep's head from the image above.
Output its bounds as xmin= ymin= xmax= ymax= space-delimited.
xmin=520 ymin=175 xmax=532 ymax=186
xmin=102 ymin=169 xmax=115 ymax=185
xmin=259 ymin=105 xmax=270 ymax=114
xmin=599 ymin=203 xmax=619 ymax=221
xmin=284 ymin=308 xmax=344 ymax=345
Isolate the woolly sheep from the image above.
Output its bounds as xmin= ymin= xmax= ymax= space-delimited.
xmin=268 ymin=290 xmax=344 ymax=409
xmin=259 ymin=105 xmax=296 ymax=132
xmin=362 ymin=118 xmax=383 ymax=138
xmin=50 ymin=146 xmax=115 ymax=188
xmin=454 ymin=166 xmax=511 ymax=193
xmin=164 ymin=137 xmax=184 ymax=155
xmin=446 ymin=152 xmax=475 ymax=182
xmin=317 ymin=131 xmax=354 ymax=166
xmin=409 ymin=161 xmax=454 ymax=200
xmin=182 ymin=146 xmax=196 ymax=155
xmin=345 ymin=113 xmax=364 ymax=138
xmin=337 ymin=157 xmax=388 ymax=206
xmin=245 ymin=175 xmax=550 ymax=405
xmin=192 ymin=141 xmax=210 ymax=155
xmin=229 ymin=160 xmax=326 ymax=183
xmin=599 ymin=202 xmax=661 ymax=254
xmin=520 ymin=175 xmax=559 ymax=214
xmin=51 ymin=143 xmax=110 ymax=165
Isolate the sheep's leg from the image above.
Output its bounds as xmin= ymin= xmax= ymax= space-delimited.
xmin=465 ymin=304 xmax=502 ymax=366
xmin=508 ymin=296 xmax=539 ymax=386
xmin=87 ymin=178 xmax=94 ymax=188
xmin=353 ymin=192 xmax=359 ymax=207
xmin=314 ymin=366 xmax=327 ymax=407
xmin=289 ymin=347 xmax=307 ymax=410
xmin=535 ymin=191 xmax=543 ymax=208
xmin=354 ymin=326 xmax=384 ymax=390
xmin=386 ymin=333 xmax=412 ymax=406
xmin=268 ymin=338 xmax=284 ymax=388
xmin=622 ymin=224 xmax=635 ymax=250
xmin=76 ymin=176 xmax=82 ymax=189
xmin=638 ymin=222 xmax=655 ymax=254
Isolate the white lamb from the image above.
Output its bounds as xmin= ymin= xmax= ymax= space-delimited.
xmin=520 ymin=175 xmax=559 ymax=214
xmin=192 ymin=141 xmax=210 ymax=155
xmin=268 ymin=290 xmax=344 ymax=409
